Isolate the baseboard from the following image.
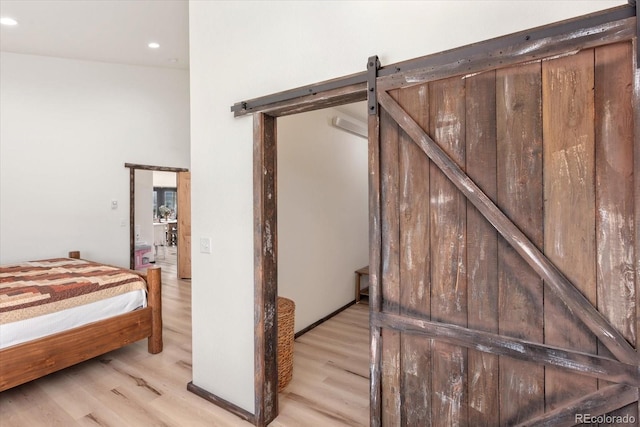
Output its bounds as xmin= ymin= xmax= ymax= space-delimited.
xmin=294 ymin=300 xmax=357 ymax=339
xmin=187 ymin=381 xmax=256 ymax=425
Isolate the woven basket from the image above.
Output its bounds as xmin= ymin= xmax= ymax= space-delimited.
xmin=277 ymin=297 xmax=295 ymax=391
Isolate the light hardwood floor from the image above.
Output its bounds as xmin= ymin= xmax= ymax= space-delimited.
xmin=0 ymin=256 xmax=370 ymax=426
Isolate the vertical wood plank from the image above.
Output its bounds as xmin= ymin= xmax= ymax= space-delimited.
xmin=634 ymin=39 xmax=640 ymax=423
xmin=428 ymin=76 xmax=468 ymax=427
xmin=253 ymin=113 xmax=278 ymax=426
xmin=542 ymin=48 xmax=598 ymax=411
xmin=397 ymin=83 xmax=432 ymax=427
xmin=634 ymin=40 xmax=640 ymax=423
xmin=595 ymin=41 xmax=636 ymax=352
xmin=594 ymin=41 xmax=637 ymax=421
xmin=496 ymin=62 xmax=545 ymax=425
xmin=380 ymin=100 xmax=401 ymax=426
xmin=465 ymin=70 xmax=500 ymax=426
xmin=369 ymin=109 xmax=383 ymax=427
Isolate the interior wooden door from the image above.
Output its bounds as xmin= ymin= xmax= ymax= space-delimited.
xmin=177 ymin=171 xmax=191 ymax=279
xmin=371 ymin=39 xmax=638 ymax=426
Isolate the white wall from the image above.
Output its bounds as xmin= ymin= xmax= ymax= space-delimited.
xmin=189 ymin=0 xmax=625 ymax=413
xmin=153 ymin=171 xmax=177 ymax=188
xmin=278 ymin=107 xmax=369 ymax=333
xmin=0 ymin=52 xmax=190 ymax=266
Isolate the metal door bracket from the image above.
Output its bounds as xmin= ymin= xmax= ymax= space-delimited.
xmin=367 ymin=55 xmax=381 ymax=115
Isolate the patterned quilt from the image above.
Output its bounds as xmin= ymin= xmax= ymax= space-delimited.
xmin=0 ymin=258 xmax=147 ymax=325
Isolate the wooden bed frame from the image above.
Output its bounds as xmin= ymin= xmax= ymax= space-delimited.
xmin=0 ymin=251 xmax=162 ymax=392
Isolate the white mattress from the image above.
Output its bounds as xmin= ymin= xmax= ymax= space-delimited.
xmin=0 ymin=289 xmax=147 ymax=350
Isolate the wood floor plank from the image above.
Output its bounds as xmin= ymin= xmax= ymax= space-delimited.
xmin=38 ymin=371 xmax=108 ymax=420
xmin=0 ymin=381 xmax=80 ymax=426
xmin=0 ymin=259 xmax=370 ymax=426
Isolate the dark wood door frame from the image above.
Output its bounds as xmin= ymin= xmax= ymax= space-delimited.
xmin=124 ymin=163 xmax=189 ymax=270
xmin=252 ymin=96 xmax=367 ymax=427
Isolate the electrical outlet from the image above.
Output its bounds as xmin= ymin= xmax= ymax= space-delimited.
xmin=200 ymin=237 xmax=212 ymax=254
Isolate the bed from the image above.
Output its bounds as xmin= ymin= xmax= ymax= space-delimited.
xmin=0 ymin=251 xmax=162 ymax=391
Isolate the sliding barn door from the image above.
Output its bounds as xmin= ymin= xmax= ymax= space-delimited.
xmin=371 ymin=39 xmax=638 ymax=425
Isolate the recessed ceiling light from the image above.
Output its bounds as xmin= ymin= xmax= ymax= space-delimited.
xmin=167 ymin=58 xmax=179 ymax=63
xmin=0 ymin=17 xmax=18 ymax=26
xmin=148 ymin=42 xmax=160 ymax=49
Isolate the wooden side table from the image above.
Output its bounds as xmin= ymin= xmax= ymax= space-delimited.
xmin=355 ymin=266 xmax=370 ymax=304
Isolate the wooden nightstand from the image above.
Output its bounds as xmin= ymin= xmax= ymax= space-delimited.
xmin=355 ymin=266 xmax=369 ymax=304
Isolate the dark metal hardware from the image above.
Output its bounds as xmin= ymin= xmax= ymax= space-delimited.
xmin=367 ymin=56 xmax=380 ymax=116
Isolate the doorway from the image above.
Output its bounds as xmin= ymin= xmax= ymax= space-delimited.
xmin=277 ymin=103 xmax=368 ymax=336
xmin=275 ymin=102 xmax=369 ymax=423
xmin=125 ymin=163 xmax=191 ymax=279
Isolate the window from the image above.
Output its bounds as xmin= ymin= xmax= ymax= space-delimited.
xmin=154 ymin=187 xmax=177 ymax=219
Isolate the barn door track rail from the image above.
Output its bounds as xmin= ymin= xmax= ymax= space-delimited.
xmin=231 ymin=3 xmax=636 ymax=118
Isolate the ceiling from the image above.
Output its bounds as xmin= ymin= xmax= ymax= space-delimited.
xmin=0 ymin=0 xmax=189 ymax=70
xmin=0 ymin=0 xmax=368 ymax=117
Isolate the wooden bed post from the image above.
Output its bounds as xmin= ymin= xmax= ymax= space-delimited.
xmin=146 ymin=266 xmax=163 ymax=354
xmin=68 ymin=251 xmax=80 ymax=259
